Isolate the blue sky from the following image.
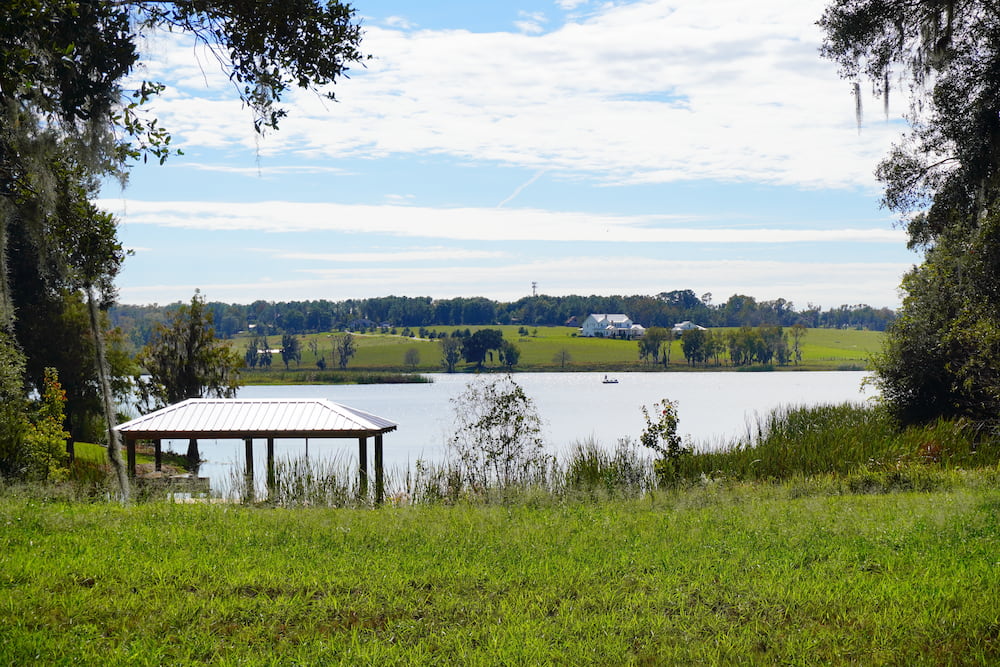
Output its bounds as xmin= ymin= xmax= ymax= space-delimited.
xmin=99 ymin=0 xmax=918 ymax=309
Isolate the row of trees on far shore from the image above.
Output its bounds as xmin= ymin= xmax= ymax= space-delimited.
xmin=111 ymin=291 xmax=894 ymax=349
xmin=637 ymin=325 xmax=806 ymax=368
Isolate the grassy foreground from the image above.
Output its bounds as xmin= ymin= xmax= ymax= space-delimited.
xmin=3 ymin=479 xmax=1000 ymax=665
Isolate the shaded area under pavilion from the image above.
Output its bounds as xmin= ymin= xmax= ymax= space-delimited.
xmin=114 ymin=398 xmax=397 ymax=502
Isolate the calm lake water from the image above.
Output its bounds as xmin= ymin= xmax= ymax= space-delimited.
xmin=162 ymin=371 xmax=875 ymax=495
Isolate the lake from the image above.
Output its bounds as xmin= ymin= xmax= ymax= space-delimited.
xmin=162 ymin=371 xmax=875 ymax=495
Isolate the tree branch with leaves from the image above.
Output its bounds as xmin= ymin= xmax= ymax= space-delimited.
xmin=821 ymin=0 xmax=1000 ymax=426
xmin=134 ymin=292 xmax=242 ymax=412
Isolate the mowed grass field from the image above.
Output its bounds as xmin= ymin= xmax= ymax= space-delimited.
xmin=231 ymin=326 xmax=883 ymax=381
xmin=3 ymin=482 xmax=1000 ymax=664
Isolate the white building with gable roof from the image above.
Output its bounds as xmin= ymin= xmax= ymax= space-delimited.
xmin=579 ymin=314 xmax=644 ymax=339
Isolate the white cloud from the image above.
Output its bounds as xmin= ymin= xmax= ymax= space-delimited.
xmin=514 ymin=20 xmax=545 ymax=35
xmin=117 ymin=256 xmax=909 ymax=309
xmin=100 ymin=198 xmax=905 ymax=243
xmin=515 ymin=11 xmax=548 ymax=34
xmin=384 ymin=16 xmax=415 ymax=30
xmin=174 ymin=163 xmax=351 ymax=176
xmin=131 ymin=0 xmax=902 ymax=190
xmin=111 ymin=3 xmax=913 ymax=311
xmin=384 ymin=193 xmax=416 ymax=205
xmin=269 ymin=248 xmax=508 ymax=263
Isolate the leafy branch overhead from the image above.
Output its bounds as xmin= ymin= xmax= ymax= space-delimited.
xmin=0 ymin=1 xmax=365 ymax=490
xmin=819 ymin=1 xmax=1000 ymax=248
xmin=132 ymin=0 xmax=367 ymax=134
xmin=820 ymin=1 xmax=1000 ymax=427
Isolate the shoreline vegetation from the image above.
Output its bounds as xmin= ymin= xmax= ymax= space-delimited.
xmin=230 ymin=326 xmax=880 ymax=385
xmin=4 ymin=402 xmax=1000 ymax=664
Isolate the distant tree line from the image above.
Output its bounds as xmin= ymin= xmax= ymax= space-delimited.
xmin=109 ymin=290 xmax=895 ymax=349
xmin=635 ymin=324 xmax=808 ymax=369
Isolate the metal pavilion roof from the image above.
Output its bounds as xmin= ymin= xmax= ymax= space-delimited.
xmin=115 ymin=398 xmax=397 ymax=440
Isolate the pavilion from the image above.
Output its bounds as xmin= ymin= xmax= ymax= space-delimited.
xmin=114 ymin=398 xmax=398 ymax=503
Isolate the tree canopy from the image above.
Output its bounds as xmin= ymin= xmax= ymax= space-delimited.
xmin=135 ymin=293 xmax=242 ymax=411
xmin=0 ymin=0 xmax=366 ymax=484
xmin=820 ymin=1 xmax=1000 ymax=247
xmin=461 ymin=329 xmax=504 ymax=370
xmin=820 ymin=1 xmax=1000 ymax=425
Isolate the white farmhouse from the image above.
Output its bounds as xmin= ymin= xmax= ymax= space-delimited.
xmin=580 ymin=314 xmax=644 ymax=339
xmin=671 ymin=320 xmax=707 ymax=335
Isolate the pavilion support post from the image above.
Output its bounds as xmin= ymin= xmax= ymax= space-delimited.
xmin=374 ymin=434 xmax=384 ymax=506
xmin=186 ymin=438 xmax=201 ymax=473
xmin=244 ymin=438 xmax=255 ymax=503
xmin=153 ymin=439 xmax=162 ymax=472
xmin=358 ymin=436 xmax=368 ymax=501
xmin=266 ymin=438 xmax=275 ymax=497
xmin=126 ymin=437 xmax=136 ymax=478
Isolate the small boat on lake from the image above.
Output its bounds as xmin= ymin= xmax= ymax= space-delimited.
xmin=602 ymin=376 xmax=619 ymax=384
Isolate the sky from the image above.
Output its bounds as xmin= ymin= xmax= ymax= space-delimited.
xmin=98 ymin=0 xmax=920 ymax=310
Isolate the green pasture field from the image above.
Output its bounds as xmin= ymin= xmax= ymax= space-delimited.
xmin=3 ymin=481 xmax=1000 ymax=665
xmin=230 ymin=326 xmax=883 ymax=383
xmin=71 ymin=442 xmax=186 ymax=471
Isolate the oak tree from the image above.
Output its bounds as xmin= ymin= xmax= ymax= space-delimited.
xmin=440 ymin=336 xmax=463 ymax=373
xmin=335 ymin=333 xmax=357 ymax=370
xmin=821 ymin=1 xmax=1000 ymax=425
xmin=135 ymin=292 xmax=242 ymax=411
xmin=0 ymin=1 xmax=365 ymax=489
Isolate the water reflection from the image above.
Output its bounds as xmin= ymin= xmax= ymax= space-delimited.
xmin=158 ymin=371 xmax=873 ymax=496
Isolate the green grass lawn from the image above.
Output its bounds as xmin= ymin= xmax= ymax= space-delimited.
xmin=6 ymin=404 xmax=1000 ymax=664
xmin=232 ymin=327 xmax=883 ymax=382
xmin=2 ymin=481 xmax=999 ymax=664
xmin=793 ymin=327 xmax=884 ymax=367
xmin=71 ymin=442 xmax=187 ymax=470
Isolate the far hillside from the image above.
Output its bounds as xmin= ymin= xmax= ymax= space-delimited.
xmin=111 ymin=290 xmax=894 ymax=353
xmin=228 ymin=326 xmax=882 ymax=382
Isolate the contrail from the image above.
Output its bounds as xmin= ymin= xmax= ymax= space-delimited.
xmin=498 ymin=170 xmax=546 ymax=208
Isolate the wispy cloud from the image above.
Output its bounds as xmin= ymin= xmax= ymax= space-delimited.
xmin=175 ymin=162 xmax=351 ymax=176
xmin=117 ymin=257 xmax=910 ymax=308
xmin=111 ymin=2 xmax=911 ymax=311
xmin=268 ymin=248 xmax=508 ymax=263
xmin=384 ymin=15 xmax=415 ymax=30
xmin=498 ymin=170 xmax=546 ymax=207
xmin=515 ymin=11 xmax=548 ymax=34
xmin=133 ymin=0 xmax=898 ymax=190
xmin=101 ymin=198 xmax=905 ymax=243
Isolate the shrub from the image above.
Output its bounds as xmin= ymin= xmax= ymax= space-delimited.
xmin=0 ymin=366 xmax=69 ymax=482
xmin=639 ymin=399 xmax=692 ymax=485
xmin=447 ymin=374 xmax=548 ymax=491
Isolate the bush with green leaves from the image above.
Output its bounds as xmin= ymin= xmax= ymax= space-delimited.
xmin=640 ymin=398 xmax=692 ymax=485
xmin=21 ymin=368 xmax=70 ymax=481
xmin=448 ymin=374 xmax=548 ymax=491
xmin=0 ymin=330 xmax=28 ymax=479
xmin=0 ymin=362 xmax=69 ymax=482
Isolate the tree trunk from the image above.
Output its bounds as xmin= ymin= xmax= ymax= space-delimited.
xmin=0 ymin=211 xmax=13 ymax=328
xmin=86 ymin=286 xmax=130 ymax=502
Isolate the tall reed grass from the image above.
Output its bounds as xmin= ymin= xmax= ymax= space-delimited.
xmin=25 ymin=402 xmax=1000 ymax=507
xmin=214 ymin=439 xmax=658 ymax=507
xmin=675 ymin=402 xmax=997 ymax=483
